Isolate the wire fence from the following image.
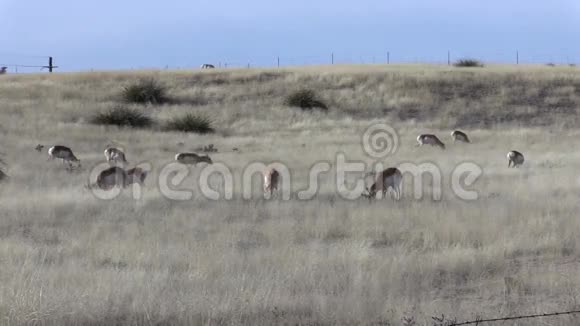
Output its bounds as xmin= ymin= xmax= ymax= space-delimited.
xmin=1 ymin=51 xmax=579 ymax=74
xmin=0 ymin=52 xmax=57 ymax=73
xmin=428 ymin=309 xmax=580 ymax=326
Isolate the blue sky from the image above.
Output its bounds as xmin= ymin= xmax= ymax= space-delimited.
xmin=1 ymin=0 xmax=579 ymax=71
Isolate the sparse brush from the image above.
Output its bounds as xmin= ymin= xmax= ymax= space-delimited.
xmin=0 ymin=156 xmax=7 ymax=181
xmin=164 ymin=113 xmax=215 ymax=134
xmin=453 ymin=58 xmax=484 ymax=67
xmin=90 ymin=106 xmax=153 ymax=128
xmin=284 ymin=88 xmax=328 ymax=111
xmin=121 ymin=78 xmax=169 ymax=104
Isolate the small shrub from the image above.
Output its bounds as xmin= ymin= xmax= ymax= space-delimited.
xmin=0 ymin=157 xmax=7 ymax=182
xmin=284 ymin=88 xmax=328 ymax=111
xmin=91 ymin=106 xmax=153 ymax=128
xmin=164 ymin=113 xmax=215 ymax=134
xmin=546 ymin=63 xmax=556 ymax=67
xmin=453 ymin=58 xmax=484 ymax=67
xmin=121 ymin=78 xmax=168 ymax=104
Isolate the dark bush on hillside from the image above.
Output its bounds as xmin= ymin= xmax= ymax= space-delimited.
xmin=164 ymin=113 xmax=215 ymax=134
xmin=453 ymin=59 xmax=484 ymax=68
xmin=122 ymin=78 xmax=168 ymax=104
xmin=285 ymin=89 xmax=328 ymax=111
xmin=0 ymin=156 xmax=7 ymax=182
xmin=91 ymin=106 xmax=153 ymax=128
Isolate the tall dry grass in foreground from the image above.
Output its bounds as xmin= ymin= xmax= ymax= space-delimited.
xmin=0 ymin=65 xmax=579 ymax=325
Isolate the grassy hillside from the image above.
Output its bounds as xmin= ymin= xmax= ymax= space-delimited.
xmin=2 ymin=64 xmax=580 ymax=134
xmin=0 ymin=65 xmax=579 ymax=325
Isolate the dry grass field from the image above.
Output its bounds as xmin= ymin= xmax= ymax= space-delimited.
xmin=1 ymin=64 xmax=580 ymax=325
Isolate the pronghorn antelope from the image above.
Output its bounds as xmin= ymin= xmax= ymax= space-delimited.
xmin=95 ymin=166 xmax=127 ymax=190
xmin=175 ymin=152 xmax=213 ymax=165
xmin=451 ymin=130 xmax=470 ymax=143
xmin=47 ymin=145 xmax=81 ymax=167
xmin=0 ymin=67 xmax=6 ymax=74
xmin=35 ymin=144 xmax=45 ymax=152
xmin=263 ymin=168 xmax=280 ymax=197
xmin=200 ymin=64 xmax=215 ymax=69
xmin=94 ymin=166 xmax=148 ymax=190
xmin=507 ymin=150 xmax=524 ymax=168
xmin=104 ymin=147 xmax=128 ymax=165
xmin=126 ymin=167 xmax=148 ymax=185
xmin=362 ymin=168 xmax=403 ymax=200
xmin=194 ymin=144 xmax=217 ymax=153
xmin=416 ymin=134 xmax=445 ymax=149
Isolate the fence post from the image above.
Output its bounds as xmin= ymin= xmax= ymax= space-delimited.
xmin=277 ymin=56 xmax=280 ymax=68
xmin=516 ymin=51 xmax=519 ymax=65
xmin=387 ymin=51 xmax=390 ymax=64
xmin=331 ymin=53 xmax=334 ymax=65
xmin=47 ymin=56 xmax=58 ymax=72
xmin=447 ymin=51 xmax=450 ymax=66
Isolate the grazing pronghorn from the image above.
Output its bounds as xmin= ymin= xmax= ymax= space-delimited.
xmin=200 ymin=64 xmax=215 ymax=69
xmin=94 ymin=166 xmax=148 ymax=190
xmin=416 ymin=134 xmax=445 ymax=149
xmin=451 ymin=130 xmax=470 ymax=143
xmin=104 ymin=147 xmax=128 ymax=165
xmin=0 ymin=67 xmax=6 ymax=74
xmin=126 ymin=167 xmax=148 ymax=185
xmin=263 ymin=168 xmax=280 ymax=197
xmin=362 ymin=168 xmax=403 ymax=200
xmin=95 ymin=166 xmax=127 ymax=190
xmin=35 ymin=144 xmax=45 ymax=152
xmin=47 ymin=145 xmax=81 ymax=167
xmin=175 ymin=152 xmax=213 ymax=165
xmin=507 ymin=150 xmax=524 ymax=168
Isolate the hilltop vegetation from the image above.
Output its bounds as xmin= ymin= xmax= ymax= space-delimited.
xmin=1 ymin=64 xmax=579 ymax=134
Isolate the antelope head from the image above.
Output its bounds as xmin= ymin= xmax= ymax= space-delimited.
xmin=361 ymin=186 xmax=376 ymax=201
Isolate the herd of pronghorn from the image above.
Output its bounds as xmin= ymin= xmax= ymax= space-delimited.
xmin=38 ymin=129 xmax=524 ymax=199
xmin=37 ymin=144 xmax=211 ymax=191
